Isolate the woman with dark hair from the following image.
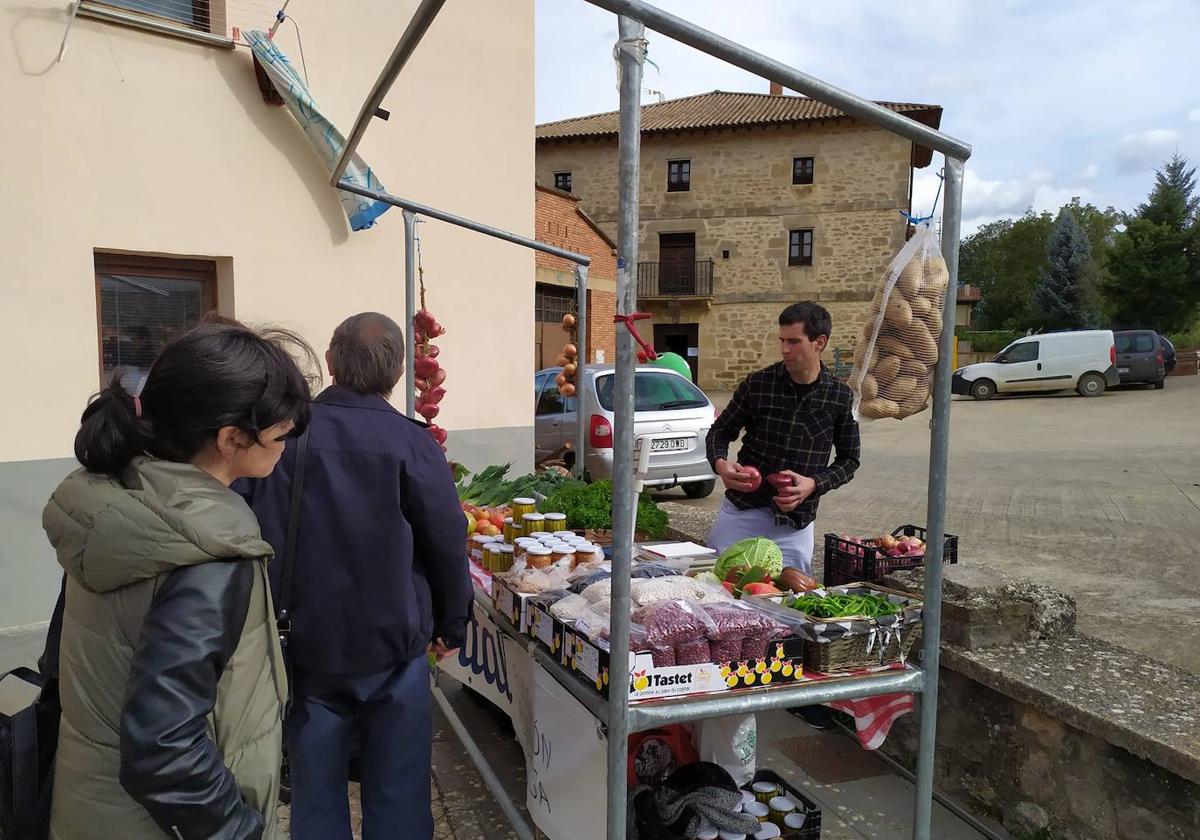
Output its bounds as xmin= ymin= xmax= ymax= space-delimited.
xmin=42 ymin=323 xmax=314 ymax=840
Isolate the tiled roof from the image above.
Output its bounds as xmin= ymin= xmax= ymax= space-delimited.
xmin=536 ymin=90 xmax=942 ymax=142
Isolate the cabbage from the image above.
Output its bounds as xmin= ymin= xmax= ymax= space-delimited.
xmin=691 ymin=571 xmax=723 ymax=587
xmin=714 ymin=537 xmax=784 ymax=580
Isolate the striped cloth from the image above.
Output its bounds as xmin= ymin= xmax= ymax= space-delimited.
xmin=813 ymin=663 xmax=915 ymax=750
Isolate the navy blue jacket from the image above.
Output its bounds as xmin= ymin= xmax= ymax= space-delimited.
xmin=237 ymin=385 xmax=471 ymax=676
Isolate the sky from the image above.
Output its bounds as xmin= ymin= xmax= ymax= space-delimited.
xmin=535 ymin=0 xmax=1199 ymax=235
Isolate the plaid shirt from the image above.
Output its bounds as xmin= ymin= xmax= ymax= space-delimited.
xmin=706 ymin=362 xmax=861 ymax=529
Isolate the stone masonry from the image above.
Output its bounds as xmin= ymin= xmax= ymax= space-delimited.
xmin=537 ymin=117 xmax=925 ymax=390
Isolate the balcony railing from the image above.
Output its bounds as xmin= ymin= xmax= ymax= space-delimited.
xmin=637 ymin=260 xmax=715 ymax=298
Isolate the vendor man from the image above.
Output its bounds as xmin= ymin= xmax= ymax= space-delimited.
xmin=705 ymin=301 xmax=861 ymax=576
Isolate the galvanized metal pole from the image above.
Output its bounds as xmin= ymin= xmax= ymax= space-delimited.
xmin=582 ymin=0 xmax=971 ymax=162
xmin=608 ymin=14 xmax=645 ymax=840
xmin=403 ymin=209 xmax=417 ymax=418
xmin=912 ymin=156 xmax=965 ymax=840
xmin=330 ymin=0 xmax=447 ymax=185
xmin=574 ymin=264 xmax=590 ymax=478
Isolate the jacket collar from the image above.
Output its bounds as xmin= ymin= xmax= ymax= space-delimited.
xmin=316 ymin=384 xmax=401 ymax=414
xmin=772 ymin=361 xmax=835 ymax=390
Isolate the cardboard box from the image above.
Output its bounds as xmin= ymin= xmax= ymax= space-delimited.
xmin=492 ymin=575 xmax=536 ymax=634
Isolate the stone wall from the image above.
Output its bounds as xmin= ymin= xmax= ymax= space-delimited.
xmin=536 ymin=121 xmax=918 ymax=390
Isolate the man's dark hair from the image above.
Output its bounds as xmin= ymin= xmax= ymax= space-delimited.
xmin=328 ymin=312 xmax=406 ymax=396
xmin=779 ymin=301 xmax=832 ymax=342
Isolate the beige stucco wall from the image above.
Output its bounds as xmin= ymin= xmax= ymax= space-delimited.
xmin=2 ymin=0 xmax=535 ymax=464
xmin=537 ymin=121 xmax=915 ymax=389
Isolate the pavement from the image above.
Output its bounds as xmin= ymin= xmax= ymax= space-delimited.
xmin=653 ymin=375 xmax=1200 ymax=675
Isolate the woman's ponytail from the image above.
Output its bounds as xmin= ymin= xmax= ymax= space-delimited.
xmin=74 ymin=377 xmax=151 ymax=475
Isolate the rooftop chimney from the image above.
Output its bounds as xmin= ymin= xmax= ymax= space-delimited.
xmin=769 ymin=81 xmax=783 ymax=96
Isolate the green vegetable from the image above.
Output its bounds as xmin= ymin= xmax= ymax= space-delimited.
xmin=713 ymin=538 xmax=783 ymax=581
xmin=692 ymin=571 xmax=722 ymax=587
xmin=456 ymin=464 xmax=584 ymax=507
xmin=785 ymin=592 xmax=900 ymax=619
xmin=539 ymin=479 xmax=668 ymax=538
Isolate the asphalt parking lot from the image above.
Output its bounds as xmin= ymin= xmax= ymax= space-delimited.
xmin=659 ymin=375 xmax=1200 ymax=674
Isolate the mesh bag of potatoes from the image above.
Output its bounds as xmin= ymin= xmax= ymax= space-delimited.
xmin=850 ymin=222 xmax=950 ymax=421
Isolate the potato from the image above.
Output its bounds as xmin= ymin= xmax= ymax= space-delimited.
xmin=859 ymin=397 xmax=900 ymax=419
xmin=901 ymin=321 xmax=938 ymax=365
xmin=909 ymin=294 xmax=932 ymax=319
xmin=853 ymin=341 xmax=878 ymax=371
xmin=881 ymin=375 xmax=918 ymax=402
xmin=922 ymin=256 xmax=950 ymax=295
xmin=898 ymin=261 xmax=923 ymax=299
xmin=860 ymin=373 xmax=879 ymax=401
xmin=923 ymin=303 xmax=943 ymax=336
xmin=872 ymin=354 xmax=902 ymax=384
xmin=884 ymin=294 xmax=913 ymax=328
xmin=899 ymin=358 xmax=928 ymax=379
xmin=876 ymin=335 xmax=914 ymax=361
xmin=897 ymin=391 xmax=930 ymax=418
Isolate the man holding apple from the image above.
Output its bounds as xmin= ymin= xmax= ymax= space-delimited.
xmin=705 ymin=301 xmax=861 ymax=576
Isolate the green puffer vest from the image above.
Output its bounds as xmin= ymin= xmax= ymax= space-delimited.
xmin=41 ymin=458 xmax=287 ymax=840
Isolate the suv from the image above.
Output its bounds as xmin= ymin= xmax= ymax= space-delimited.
xmin=534 ymin=365 xmax=719 ymax=497
xmin=1113 ymin=329 xmax=1167 ymax=388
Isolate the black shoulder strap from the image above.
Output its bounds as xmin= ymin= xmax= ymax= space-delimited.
xmin=277 ymin=430 xmax=309 ymax=625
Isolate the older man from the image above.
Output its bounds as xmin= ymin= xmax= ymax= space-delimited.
xmin=239 ymin=312 xmax=471 ymax=840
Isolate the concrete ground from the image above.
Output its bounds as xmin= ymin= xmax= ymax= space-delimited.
xmin=654 ymin=375 xmax=1200 ymax=674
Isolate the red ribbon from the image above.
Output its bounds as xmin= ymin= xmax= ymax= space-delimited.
xmin=613 ymin=312 xmax=658 ymax=362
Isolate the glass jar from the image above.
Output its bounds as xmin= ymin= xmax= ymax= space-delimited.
xmin=751 ymin=781 xmax=778 ymax=805
xmin=525 ymin=545 xmax=553 ymax=569
xmin=502 ymin=517 xmax=516 ymax=543
xmin=495 ymin=544 xmax=516 ymax=573
xmin=548 ymin=544 xmax=575 ymax=568
xmin=512 ymin=497 xmax=537 ymax=520
xmin=521 ymin=513 xmax=545 ymax=535
xmin=753 ymin=824 xmax=781 ymax=840
xmin=470 ymin=534 xmax=493 ymax=563
xmin=528 ymin=531 xmax=554 ymax=543
xmin=743 ymin=801 xmax=770 ymax=823
xmin=514 ymin=538 xmax=539 ymax=560
xmin=574 ymin=542 xmax=605 ymax=566
xmin=544 ymin=512 xmax=568 ymax=532
xmin=768 ymin=796 xmax=796 ymax=827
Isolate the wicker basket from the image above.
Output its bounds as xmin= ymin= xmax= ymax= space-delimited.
xmin=584 ymin=528 xmax=652 ymax=547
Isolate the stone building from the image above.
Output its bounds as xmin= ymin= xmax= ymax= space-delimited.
xmin=536 ymin=88 xmax=943 ymax=390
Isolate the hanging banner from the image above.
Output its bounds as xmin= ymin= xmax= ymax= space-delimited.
xmin=244 ymin=30 xmax=390 ymax=231
xmin=438 ymin=604 xmax=517 ymax=716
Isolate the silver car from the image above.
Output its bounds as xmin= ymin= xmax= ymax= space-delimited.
xmin=534 ymin=364 xmax=719 ymax=498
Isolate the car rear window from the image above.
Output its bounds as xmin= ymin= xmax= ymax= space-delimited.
xmin=595 ymin=372 xmax=709 ymax=412
xmin=1134 ymin=334 xmax=1156 ymax=352
xmin=1115 ymin=334 xmax=1131 ymax=353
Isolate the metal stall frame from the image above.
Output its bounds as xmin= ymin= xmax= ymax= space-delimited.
xmin=333 ymin=2 xmax=970 ymax=839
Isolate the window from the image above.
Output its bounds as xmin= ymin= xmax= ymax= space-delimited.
xmin=667 ymin=160 xmax=691 ymax=192
xmin=95 ymin=253 xmax=216 ymax=388
xmin=553 ymin=172 xmax=572 ymax=193
xmin=595 ymin=371 xmax=708 ymax=412
xmin=1001 ymin=342 xmax=1039 ymax=363
xmin=535 ymin=283 xmax=575 ymax=323
xmin=788 ymin=229 xmax=814 ymax=267
xmin=536 ymin=375 xmax=567 ymax=416
xmin=792 ymin=157 xmax=815 ymax=185
xmin=99 ymin=0 xmax=213 ymax=32
xmin=1134 ymin=334 xmax=1156 ymax=352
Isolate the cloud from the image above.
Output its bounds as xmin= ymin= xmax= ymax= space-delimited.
xmin=913 ymin=169 xmax=1092 ymax=236
xmin=1115 ymin=129 xmax=1181 ymax=174
xmin=1081 ymin=164 xmax=1100 ymax=180
xmin=1189 ymin=107 xmax=1200 ymax=123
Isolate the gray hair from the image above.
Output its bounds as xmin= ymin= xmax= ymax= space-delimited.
xmin=328 ymin=312 xmax=406 ymax=396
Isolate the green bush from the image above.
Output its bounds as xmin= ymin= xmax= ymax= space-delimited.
xmin=960 ymin=330 xmax=1024 ymax=353
xmin=1165 ymin=321 xmax=1200 ymax=350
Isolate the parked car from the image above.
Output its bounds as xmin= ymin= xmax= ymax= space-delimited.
xmin=1160 ymin=335 xmax=1177 ymax=374
xmin=1113 ymin=329 xmax=1167 ymax=388
xmin=534 ymin=364 xmax=719 ymax=497
xmin=951 ymin=330 xmax=1119 ymax=400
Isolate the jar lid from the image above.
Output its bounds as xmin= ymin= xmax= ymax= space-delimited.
xmin=513 ymin=497 xmax=535 ymax=505
xmin=753 ymin=825 xmax=781 ymax=840
xmin=768 ymin=796 xmax=795 ymax=811
xmin=751 ymin=781 xmax=777 ymax=793
xmin=498 ymin=544 xmax=516 ymax=554
xmin=472 ymin=534 xmax=493 ymax=544
xmin=544 ymin=512 xmax=567 ymax=520
xmin=504 ymin=517 xmax=513 ymax=524
xmin=522 ymin=513 xmax=545 ymax=521
xmin=526 ymin=545 xmax=552 ymax=556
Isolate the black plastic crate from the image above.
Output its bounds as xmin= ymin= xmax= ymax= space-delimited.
xmin=746 ymin=769 xmax=821 ymax=839
xmin=822 ymin=524 xmax=958 ymax=587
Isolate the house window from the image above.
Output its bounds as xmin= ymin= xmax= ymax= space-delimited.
xmin=553 ymin=172 xmax=572 ymax=193
xmin=792 ymin=157 xmax=815 ymax=185
xmin=535 ymin=283 xmax=575 ymax=323
xmin=95 ymin=253 xmax=217 ymax=387
xmin=667 ymin=159 xmax=691 ymax=192
xmin=96 ymin=0 xmax=213 ymax=32
xmin=788 ymin=229 xmax=814 ymax=267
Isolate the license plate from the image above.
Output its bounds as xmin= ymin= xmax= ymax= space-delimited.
xmin=1118 ymin=367 xmax=1130 ymax=374
xmin=650 ymin=437 xmax=689 ymax=452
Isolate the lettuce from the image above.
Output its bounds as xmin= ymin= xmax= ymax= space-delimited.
xmin=714 ymin=537 xmax=784 ymax=580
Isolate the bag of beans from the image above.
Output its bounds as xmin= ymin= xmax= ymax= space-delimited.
xmin=850 ymin=222 xmax=950 ymax=420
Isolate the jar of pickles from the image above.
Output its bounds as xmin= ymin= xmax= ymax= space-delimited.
xmin=494 ymin=544 xmax=515 ymax=573
xmin=470 ymin=534 xmax=493 ymax=563
xmin=502 ymin=517 xmax=516 ymax=543
xmin=528 ymin=531 xmax=554 ymax=543
xmin=512 ymin=497 xmax=537 ymax=520
xmin=543 ymin=512 xmax=567 ymax=532
xmin=521 ymin=513 xmax=545 ymax=535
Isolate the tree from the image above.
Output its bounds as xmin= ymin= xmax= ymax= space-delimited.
xmin=1033 ymin=209 xmax=1098 ymax=329
xmin=1101 ymin=155 xmax=1200 ymax=332
xmin=959 ymin=211 xmax=1054 ymax=329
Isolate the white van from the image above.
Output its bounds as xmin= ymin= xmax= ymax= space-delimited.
xmin=952 ymin=330 xmax=1119 ymax=400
